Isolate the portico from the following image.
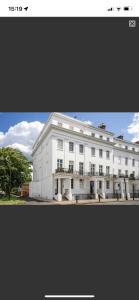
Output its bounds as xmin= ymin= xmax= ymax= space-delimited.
xmin=54 ymin=175 xmax=72 ymax=201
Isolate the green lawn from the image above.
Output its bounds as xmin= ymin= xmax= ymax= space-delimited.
xmin=0 ymin=196 xmax=27 ymax=205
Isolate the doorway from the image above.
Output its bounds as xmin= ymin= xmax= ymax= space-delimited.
xmin=90 ymin=181 xmax=94 ymax=194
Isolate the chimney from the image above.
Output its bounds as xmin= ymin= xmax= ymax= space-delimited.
xmin=98 ymin=123 xmax=106 ymax=130
xmin=117 ymin=135 xmax=124 ymax=140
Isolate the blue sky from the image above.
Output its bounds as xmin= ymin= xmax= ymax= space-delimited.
xmin=0 ymin=112 xmax=135 ymax=138
xmin=0 ymin=112 xmax=139 ymax=159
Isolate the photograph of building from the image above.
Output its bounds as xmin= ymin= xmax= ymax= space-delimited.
xmin=29 ymin=112 xmax=139 ymax=202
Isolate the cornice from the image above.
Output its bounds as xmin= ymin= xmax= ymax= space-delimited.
xmin=32 ymin=124 xmax=139 ymax=157
xmin=32 ymin=124 xmax=115 ymax=156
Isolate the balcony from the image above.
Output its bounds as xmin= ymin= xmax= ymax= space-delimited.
xmin=55 ymin=168 xmax=112 ymax=178
xmin=119 ymin=174 xmax=128 ymax=178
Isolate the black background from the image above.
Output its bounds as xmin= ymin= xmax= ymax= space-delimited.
xmin=0 ymin=17 xmax=139 ymax=300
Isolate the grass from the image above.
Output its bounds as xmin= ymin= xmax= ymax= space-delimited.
xmin=0 ymin=195 xmax=27 ymax=205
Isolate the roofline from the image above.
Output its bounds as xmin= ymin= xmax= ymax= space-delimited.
xmin=32 ymin=112 xmax=139 ymax=153
xmin=53 ymin=112 xmax=114 ymax=136
xmin=114 ymin=137 xmax=139 ymax=147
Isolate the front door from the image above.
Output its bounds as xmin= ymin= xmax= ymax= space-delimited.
xmin=90 ymin=181 xmax=94 ymax=194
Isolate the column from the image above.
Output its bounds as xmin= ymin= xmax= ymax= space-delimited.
xmin=102 ymin=179 xmax=105 ymax=199
xmin=120 ymin=180 xmax=125 ymax=199
xmin=57 ymin=178 xmax=62 ymax=201
xmin=125 ymin=179 xmax=130 ymax=200
xmin=94 ymin=179 xmax=98 ymax=200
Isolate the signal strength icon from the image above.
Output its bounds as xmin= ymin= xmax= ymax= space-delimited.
xmin=107 ymin=7 xmax=114 ymax=11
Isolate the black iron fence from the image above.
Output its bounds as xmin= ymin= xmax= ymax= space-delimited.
xmin=73 ymin=194 xmax=96 ymax=200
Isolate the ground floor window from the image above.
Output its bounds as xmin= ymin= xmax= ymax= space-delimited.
xmin=80 ymin=179 xmax=84 ymax=188
xmin=106 ymin=181 xmax=110 ymax=189
xmin=99 ymin=181 xmax=102 ymax=189
xmin=125 ymin=170 xmax=128 ymax=177
xmin=118 ymin=169 xmax=121 ymax=176
xmin=71 ymin=178 xmax=74 ymax=189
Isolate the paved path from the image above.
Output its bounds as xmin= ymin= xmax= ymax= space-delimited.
xmin=26 ymin=199 xmax=139 ymax=205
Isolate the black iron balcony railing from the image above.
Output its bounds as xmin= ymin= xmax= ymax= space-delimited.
xmin=119 ymin=174 xmax=129 ymax=178
xmin=55 ymin=169 xmax=139 ymax=180
xmin=55 ymin=168 xmax=113 ymax=177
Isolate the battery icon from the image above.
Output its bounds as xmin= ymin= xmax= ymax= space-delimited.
xmin=124 ymin=6 xmax=132 ymax=11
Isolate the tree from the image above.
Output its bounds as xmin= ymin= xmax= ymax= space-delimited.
xmin=0 ymin=147 xmax=32 ymax=198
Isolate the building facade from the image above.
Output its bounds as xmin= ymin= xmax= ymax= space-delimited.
xmin=29 ymin=113 xmax=139 ymax=201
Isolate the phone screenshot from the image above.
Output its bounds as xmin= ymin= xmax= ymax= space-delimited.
xmin=0 ymin=1 xmax=138 ymax=300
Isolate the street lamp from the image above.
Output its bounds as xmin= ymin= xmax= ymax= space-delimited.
xmin=132 ymin=183 xmax=135 ymax=200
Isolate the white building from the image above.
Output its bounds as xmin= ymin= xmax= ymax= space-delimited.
xmin=29 ymin=112 xmax=139 ymax=201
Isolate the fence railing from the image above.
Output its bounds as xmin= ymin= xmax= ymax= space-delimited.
xmin=55 ymin=168 xmax=113 ymax=177
xmin=55 ymin=169 xmax=139 ymax=180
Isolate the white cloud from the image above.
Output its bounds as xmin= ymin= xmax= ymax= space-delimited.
xmin=84 ymin=120 xmax=93 ymax=126
xmin=0 ymin=121 xmax=44 ymax=159
xmin=127 ymin=113 xmax=139 ymax=142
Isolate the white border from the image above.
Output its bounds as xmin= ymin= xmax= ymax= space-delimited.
xmin=0 ymin=0 xmax=139 ymax=17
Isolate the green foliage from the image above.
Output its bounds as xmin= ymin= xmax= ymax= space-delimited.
xmin=0 ymin=147 xmax=32 ymax=197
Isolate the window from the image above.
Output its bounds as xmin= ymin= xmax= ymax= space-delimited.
xmin=106 ymin=166 xmax=110 ymax=175
xmin=118 ymin=169 xmax=121 ymax=176
xmin=79 ymin=144 xmax=84 ymax=153
xmin=71 ymin=179 xmax=74 ymax=189
xmin=99 ymin=149 xmax=103 ymax=158
xmin=91 ymin=147 xmax=95 ymax=156
xmin=106 ymin=181 xmax=110 ymax=189
xmin=125 ymin=170 xmax=128 ymax=177
xmin=99 ymin=165 xmax=103 ymax=175
xmin=133 ymin=171 xmax=135 ymax=177
xmin=99 ymin=181 xmax=102 ymax=189
xmin=90 ymin=164 xmax=95 ymax=176
xmin=125 ymin=157 xmax=128 ymax=165
xmin=99 ymin=135 xmax=103 ymax=139
xmin=132 ymin=159 xmax=135 ymax=166
xmin=79 ymin=162 xmax=84 ymax=175
xmin=125 ymin=145 xmax=128 ymax=150
xmin=118 ymin=156 xmax=121 ymax=164
xmin=107 ymin=137 xmax=110 ymax=142
xmin=91 ymin=132 xmax=95 ymax=137
xmin=132 ymin=148 xmax=135 ymax=152
xmin=69 ymin=161 xmax=74 ymax=173
xmin=70 ymin=126 xmax=74 ymax=131
xmin=57 ymin=139 xmax=63 ymax=150
xmin=69 ymin=141 xmax=74 ymax=152
xmin=57 ymin=159 xmax=63 ymax=169
xmin=106 ymin=150 xmax=110 ymax=159
xmin=80 ymin=129 xmax=83 ymax=134
xmin=80 ymin=179 xmax=84 ymax=188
